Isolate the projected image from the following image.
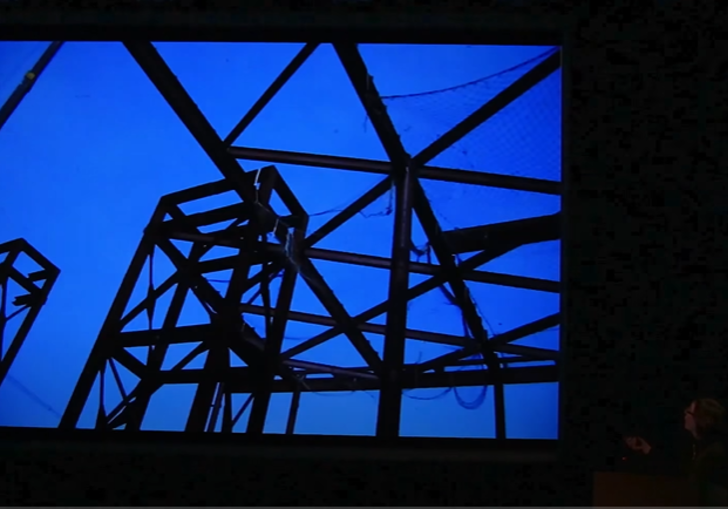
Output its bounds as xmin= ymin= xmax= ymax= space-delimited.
xmin=0 ymin=42 xmax=562 ymax=439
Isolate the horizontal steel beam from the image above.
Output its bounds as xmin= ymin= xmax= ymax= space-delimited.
xmin=157 ymin=364 xmax=557 ymax=392
xmin=304 ymin=247 xmax=559 ymax=293
xmin=286 ymin=355 xmax=551 ymax=376
xmin=443 ymin=213 xmax=560 ymax=254
xmin=161 ymin=179 xmax=233 ymax=206
xmin=239 ymin=303 xmax=559 ymax=361
xmin=416 ymin=313 xmax=561 ymax=374
xmin=281 ymin=241 xmax=540 ymax=361
xmin=285 ymin=359 xmax=379 ymax=380
xmin=119 ymin=313 xmax=560 ymax=362
xmin=177 ymin=234 xmax=558 ymax=293
xmin=227 ymin=146 xmax=560 ymax=195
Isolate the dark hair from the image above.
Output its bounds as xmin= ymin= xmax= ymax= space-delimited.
xmin=693 ymin=398 xmax=728 ymax=437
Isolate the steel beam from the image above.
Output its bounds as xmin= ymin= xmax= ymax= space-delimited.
xmin=295 ymin=256 xmax=383 ymax=371
xmin=116 ymin=312 xmax=559 ymax=364
xmin=282 ymin=239 xmax=536 ymax=360
xmin=226 ymin=146 xmax=560 ymax=195
xmin=162 ymin=178 xmax=234 ymax=205
xmin=190 ymin=242 xmax=559 ymax=293
xmin=335 ymin=43 xmax=414 ymax=438
xmin=0 ymin=42 xmax=64 ymax=133
xmin=223 ymin=43 xmax=319 ymax=146
xmin=158 ymin=364 xmax=558 ymax=393
xmin=305 ymin=177 xmax=392 ymax=248
xmin=124 ymin=42 xmax=251 ymax=203
xmin=286 ymin=386 xmax=301 ymax=434
xmin=380 ymin=159 xmax=414 ymax=436
xmin=305 ymin=247 xmax=559 ymax=293
xmin=443 ymin=213 xmax=561 ymax=254
xmin=416 ymin=313 xmax=561 ymax=374
xmin=286 ymin=354 xmax=551 ymax=375
xmin=183 ymin=218 xmax=260 ymax=432
xmin=239 ymin=302 xmax=559 ymax=361
xmin=247 ymin=223 xmax=307 ymax=434
xmin=123 ymin=41 xmax=282 ymax=236
xmin=122 ymin=253 xmax=193 ymax=431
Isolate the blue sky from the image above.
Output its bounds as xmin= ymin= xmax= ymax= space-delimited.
xmin=0 ymin=41 xmax=561 ymax=438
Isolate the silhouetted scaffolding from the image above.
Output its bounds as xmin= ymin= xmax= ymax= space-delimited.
xmin=0 ymin=238 xmax=60 ymax=388
xmin=59 ymin=41 xmax=562 ymax=438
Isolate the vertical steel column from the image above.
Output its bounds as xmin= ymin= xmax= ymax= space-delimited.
xmin=185 ymin=235 xmax=252 ymax=432
xmin=186 ymin=341 xmax=230 ymax=432
xmin=333 ymin=43 xmax=415 ymax=438
xmin=286 ymin=385 xmax=301 ymax=435
xmin=246 ymin=264 xmax=300 ymax=434
xmin=376 ymin=161 xmax=416 ymax=438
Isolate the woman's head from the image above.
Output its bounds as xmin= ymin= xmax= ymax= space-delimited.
xmin=684 ymin=398 xmax=728 ymax=438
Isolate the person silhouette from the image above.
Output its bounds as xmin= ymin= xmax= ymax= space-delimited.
xmin=624 ymin=398 xmax=728 ymax=506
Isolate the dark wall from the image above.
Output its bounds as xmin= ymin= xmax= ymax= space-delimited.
xmin=561 ymin=5 xmax=728 ymax=503
xmin=2 ymin=2 xmax=728 ymax=506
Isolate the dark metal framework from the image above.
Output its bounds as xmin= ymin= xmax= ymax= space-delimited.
xmin=59 ymin=41 xmax=562 ymax=438
xmin=0 ymin=238 xmax=60 ymax=387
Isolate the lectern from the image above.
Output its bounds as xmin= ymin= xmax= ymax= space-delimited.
xmin=593 ymin=472 xmax=697 ymax=506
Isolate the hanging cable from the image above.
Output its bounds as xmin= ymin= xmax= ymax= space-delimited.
xmin=5 ymin=374 xmax=62 ymax=418
xmin=399 ymin=242 xmax=501 ymax=410
xmin=380 ymin=47 xmax=558 ymax=101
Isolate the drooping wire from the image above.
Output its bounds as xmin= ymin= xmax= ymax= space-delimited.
xmin=4 ymin=373 xmax=63 ymax=419
xmin=399 ymin=242 xmax=505 ymax=410
xmin=380 ymin=47 xmax=559 ymax=101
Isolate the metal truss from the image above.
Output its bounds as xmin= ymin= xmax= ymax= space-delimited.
xmin=0 ymin=238 xmax=60 ymax=388
xmin=59 ymin=41 xmax=562 ymax=438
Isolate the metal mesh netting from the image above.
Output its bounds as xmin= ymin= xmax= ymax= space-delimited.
xmin=381 ymin=47 xmax=561 ymax=181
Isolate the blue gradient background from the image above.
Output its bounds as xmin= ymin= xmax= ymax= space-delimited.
xmin=0 ymin=42 xmax=561 ymax=438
